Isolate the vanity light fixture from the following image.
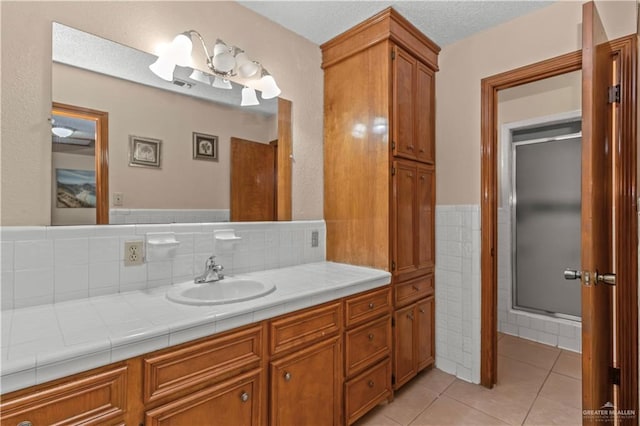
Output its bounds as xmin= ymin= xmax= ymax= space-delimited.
xmin=149 ymin=30 xmax=281 ymax=105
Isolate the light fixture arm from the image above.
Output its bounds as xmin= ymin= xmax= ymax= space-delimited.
xmin=185 ymin=30 xmax=212 ymax=63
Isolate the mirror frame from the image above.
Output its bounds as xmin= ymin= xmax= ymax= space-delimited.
xmin=52 ymin=102 xmax=109 ymax=224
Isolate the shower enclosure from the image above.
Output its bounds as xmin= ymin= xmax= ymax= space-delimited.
xmin=511 ymin=120 xmax=582 ymax=320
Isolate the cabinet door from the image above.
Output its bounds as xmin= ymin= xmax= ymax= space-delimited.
xmin=393 ymin=161 xmax=417 ymax=276
xmin=417 ymin=165 xmax=435 ymax=271
xmin=270 ymin=337 xmax=342 ymax=425
xmin=392 ymin=46 xmax=416 ymax=160
xmin=393 ymin=304 xmax=416 ymax=388
xmin=145 ymin=369 xmax=262 ymax=426
xmin=415 ymin=63 xmax=435 ymax=164
xmin=416 ymin=296 xmax=435 ymax=371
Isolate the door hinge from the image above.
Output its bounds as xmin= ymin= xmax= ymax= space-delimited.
xmin=392 ymin=141 xmax=396 ymax=150
xmin=391 ymin=374 xmax=396 ymax=385
xmin=391 ymin=317 xmax=395 ymax=327
xmin=391 ymin=167 xmax=396 ymax=176
xmin=391 ymin=49 xmax=396 ymax=60
xmin=391 ymin=260 xmax=396 ymax=271
xmin=608 ymin=84 xmax=621 ymax=104
xmin=610 ymin=366 xmax=621 ymax=386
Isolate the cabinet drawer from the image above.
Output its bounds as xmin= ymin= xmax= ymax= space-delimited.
xmin=345 ymin=316 xmax=391 ymax=377
xmin=394 ymin=275 xmax=433 ymax=307
xmin=1 ymin=365 xmax=127 ymax=425
xmin=146 ymin=368 xmax=262 ymax=426
xmin=270 ymin=301 xmax=342 ymax=356
xmin=144 ymin=325 xmax=263 ymax=403
xmin=344 ymin=359 xmax=392 ymax=425
xmin=345 ymin=286 xmax=391 ymax=327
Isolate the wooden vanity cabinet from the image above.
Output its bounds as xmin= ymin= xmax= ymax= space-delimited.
xmin=268 ymin=301 xmax=343 ymax=426
xmin=322 ymin=6 xmax=439 ymax=397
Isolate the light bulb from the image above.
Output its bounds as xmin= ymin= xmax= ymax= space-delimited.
xmin=260 ymin=74 xmax=281 ymax=99
xmin=241 ymin=87 xmax=259 ymax=106
xmin=149 ymin=56 xmax=176 ymax=81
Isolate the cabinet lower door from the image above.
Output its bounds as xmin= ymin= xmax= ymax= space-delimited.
xmin=393 ymin=304 xmax=416 ymax=388
xmin=270 ymin=336 xmax=342 ymax=426
xmin=417 ymin=296 xmax=435 ymax=371
xmin=145 ymin=369 xmax=262 ymax=426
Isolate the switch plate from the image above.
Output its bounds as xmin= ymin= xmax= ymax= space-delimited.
xmin=113 ymin=192 xmax=124 ymax=207
xmin=124 ymin=241 xmax=144 ymax=266
xmin=311 ymin=230 xmax=319 ymax=248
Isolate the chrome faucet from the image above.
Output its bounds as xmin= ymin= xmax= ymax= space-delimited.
xmin=195 ymin=255 xmax=224 ymax=283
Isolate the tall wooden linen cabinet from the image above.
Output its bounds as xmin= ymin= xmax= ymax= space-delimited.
xmin=322 ymin=6 xmax=440 ymax=407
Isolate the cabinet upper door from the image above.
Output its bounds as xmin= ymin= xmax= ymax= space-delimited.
xmin=415 ymin=63 xmax=435 ymax=164
xmin=392 ymin=46 xmax=417 ymax=159
xmin=417 ymin=165 xmax=435 ymax=271
xmin=393 ymin=161 xmax=417 ymax=276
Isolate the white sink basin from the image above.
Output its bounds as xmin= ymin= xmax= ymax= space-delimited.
xmin=166 ymin=277 xmax=276 ymax=306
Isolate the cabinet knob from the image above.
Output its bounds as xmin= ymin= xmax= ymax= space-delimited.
xmin=240 ymin=392 xmax=250 ymax=402
xmin=419 ymin=308 xmax=425 ymax=314
xmin=419 ymin=149 xmax=425 ymax=153
xmin=420 ymin=175 xmax=426 ymax=180
xmin=407 ymin=313 xmax=414 ymax=320
xmin=368 ymin=333 xmax=374 ymax=341
xmin=412 ymin=285 xmax=419 ymax=291
xmin=284 ymin=372 xmax=292 ymax=381
xmin=368 ymin=380 xmax=375 ymax=388
xmin=408 ymin=145 xmax=414 ymax=150
xmin=17 ymin=422 xmax=32 ymax=426
xmin=368 ymin=302 xmax=375 ymax=309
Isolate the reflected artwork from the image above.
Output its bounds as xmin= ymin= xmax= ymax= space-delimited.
xmin=55 ymin=168 xmax=96 ymax=208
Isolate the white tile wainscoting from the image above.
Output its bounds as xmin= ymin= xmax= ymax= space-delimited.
xmin=435 ymin=205 xmax=482 ymax=384
xmin=0 ymin=220 xmax=325 ymax=310
xmin=110 ymin=209 xmax=230 ymax=224
xmin=497 ymin=207 xmax=581 ymax=353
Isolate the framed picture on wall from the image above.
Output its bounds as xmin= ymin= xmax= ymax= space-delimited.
xmin=55 ymin=168 xmax=96 ymax=208
xmin=129 ymin=135 xmax=162 ymax=168
xmin=193 ymin=132 xmax=218 ymax=161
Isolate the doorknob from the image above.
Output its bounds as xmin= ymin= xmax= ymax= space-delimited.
xmin=596 ymin=272 xmax=616 ymax=285
xmin=564 ymin=268 xmax=582 ymax=280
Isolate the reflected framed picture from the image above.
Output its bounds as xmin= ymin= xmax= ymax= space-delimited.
xmin=129 ymin=135 xmax=162 ymax=168
xmin=193 ymin=132 xmax=218 ymax=161
xmin=55 ymin=168 xmax=96 ymax=208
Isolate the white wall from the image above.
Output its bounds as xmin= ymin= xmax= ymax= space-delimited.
xmin=1 ymin=1 xmax=324 ymax=225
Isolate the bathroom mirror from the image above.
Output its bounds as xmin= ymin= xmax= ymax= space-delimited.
xmin=51 ymin=22 xmax=291 ymax=225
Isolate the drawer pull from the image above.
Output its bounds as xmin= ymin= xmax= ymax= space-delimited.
xmin=240 ymin=392 xmax=250 ymax=402
xmin=368 ymin=302 xmax=375 ymax=309
xmin=284 ymin=372 xmax=292 ymax=381
xmin=17 ymin=422 xmax=32 ymax=426
xmin=368 ymin=333 xmax=374 ymax=341
xmin=368 ymin=380 xmax=375 ymax=388
xmin=412 ymin=285 xmax=419 ymax=291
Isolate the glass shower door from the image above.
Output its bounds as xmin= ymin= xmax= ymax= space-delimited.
xmin=512 ymin=135 xmax=581 ymax=319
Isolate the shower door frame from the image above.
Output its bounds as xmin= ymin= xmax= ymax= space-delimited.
xmin=507 ymin=116 xmax=582 ymax=321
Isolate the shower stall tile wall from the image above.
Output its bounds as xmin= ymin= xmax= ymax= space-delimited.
xmin=0 ymin=221 xmax=326 ymax=310
xmin=435 ymin=205 xmax=481 ymax=383
xmin=498 ymin=208 xmax=581 ymax=352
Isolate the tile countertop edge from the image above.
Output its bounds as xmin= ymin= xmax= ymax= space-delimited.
xmin=1 ymin=262 xmax=391 ymax=394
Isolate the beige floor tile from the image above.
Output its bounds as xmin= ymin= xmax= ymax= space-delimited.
xmin=381 ymin=385 xmax=439 ymax=425
xmin=498 ymin=334 xmax=561 ymax=371
xmin=498 ymin=332 xmax=506 ymax=341
xmin=410 ymin=396 xmax=509 ymax=425
xmin=524 ymin=395 xmax=582 ymax=426
xmin=539 ymin=372 xmax=582 ymax=409
xmin=444 ymin=357 xmax=549 ymax=425
xmin=353 ymin=404 xmax=403 ymax=426
xmin=552 ymin=350 xmax=581 ymax=380
xmin=411 ymin=367 xmax=456 ymax=395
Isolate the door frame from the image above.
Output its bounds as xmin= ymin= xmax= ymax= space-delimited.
xmin=52 ymin=102 xmax=109 ymax=224
xmin=479 ymin=34 xmax=637 ymax=409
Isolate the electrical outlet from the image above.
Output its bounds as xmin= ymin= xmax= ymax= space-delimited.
xmin=113 ymin=192 xmax=124 ymax=207
xmin=124 ymin=241 xmax=144 ymax=266
xmin=311 ymin=230 xmax=319 ymax=248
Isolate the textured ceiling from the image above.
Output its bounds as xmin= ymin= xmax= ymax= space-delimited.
xmin=238 ymin=1 xmax=554 ymax=47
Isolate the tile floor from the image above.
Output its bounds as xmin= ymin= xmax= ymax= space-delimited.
xmin=355 ymin=333 xmax=582 ymax=425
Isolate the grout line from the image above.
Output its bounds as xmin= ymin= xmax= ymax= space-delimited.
xmin=520 ymin=350 xmax=562 ymax=425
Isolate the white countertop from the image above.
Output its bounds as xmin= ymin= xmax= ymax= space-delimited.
xmin=0 ymin=262 xmax=391 ymax=394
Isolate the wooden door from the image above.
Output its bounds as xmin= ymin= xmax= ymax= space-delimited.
xmin=393 ymin=304 xmax=415 ymax=388
xmin=416 ymin=296 xmax=435 ymax=371
xmin=581 ymin=1 xmax=614 ymax=417
xmin=415 ymin=63 xmax=435 ymax=164
xmin=270 ymin=337 xmax=341 ymax=425
xmin=230 ymin=137 xmax=276 ymax=221
xmin=393 ymin=161 xmax=417 ymax=276
xmin=392 ymin=46 xmax=416 ymax=159
xmin=417 ymin=165 xmax=435 ymax=272
xmin=145 ymin=370 xmax=262 ymax=426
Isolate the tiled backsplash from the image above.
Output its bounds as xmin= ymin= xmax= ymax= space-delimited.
xmin=1 ymin=221 xmax=325 ymax=310
xmin=435 ymin=205 xmax=481 ymax=383
xmin=110 ymin=209 xmax=230 ymax=224
xmin=497 ymin=208 xmax=581 ymax=352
